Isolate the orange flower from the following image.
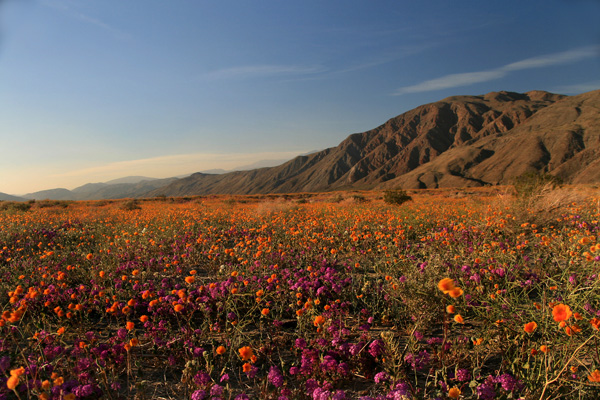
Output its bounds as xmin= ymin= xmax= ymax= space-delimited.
xmin=448 ymin=287 xmax=464 ymax=298
xmin=174 ymin=304 xmax=184 ymax=312
xmin=139 ymin=315 xmax=148 ymax=323
xmin=454 ymin=314 xmax=464 ymax=324
xmin=238 ymin=346 xmax=254 ymax=361
xmin=588 ymin=369 xmax=600 ymax=383
xmin=437 ymin=278 xmax=455 ymax=294
xmin=565 ymin=325 xmax=581 ymax=336
xmin=185 ymin=276 xmax=195 ymax=284
xmin=590 ymin=318 xmax=600 ymax=330
xmin=56 ymin=327 xmax=65 ymax=335
xmin=6 ymin=375 xmax=19 ymax=390
xmin=126 ymin=321 xmax=135 ymax=330
xmin=448 ymin=387 xmax=461 ymax=399
xmin=313 ymin=315 xmax=325 ymax=326
xmin=524 ymin=321 xmax=538 ymax=334
xmin=216 ymin=345 xmax=226 ymax=355
xmin=261 ymin=308 xmax=269 ymax=316
xmin=446 ymin=305 xmax=455 ymax=314
xmin=539 ymin=345 xmax=548 ymax=353
xmin=552 ymin=304 xmax=572 ymax=322
xmin=242 ymin=362 xmax=252 ymax=372
xmin=129 ymin=338 xmax=139 ymax=347
xmin=86 ymin=253 xmax=93 ymax=260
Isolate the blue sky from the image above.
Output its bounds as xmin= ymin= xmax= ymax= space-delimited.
xmin=1 ymin=0 xmax=599 ymax=194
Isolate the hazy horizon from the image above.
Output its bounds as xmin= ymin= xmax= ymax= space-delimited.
xmin=1 ymin=1 xmax=599 ymax=194
xmin=4 ymin=151 xmax=305 ymax=195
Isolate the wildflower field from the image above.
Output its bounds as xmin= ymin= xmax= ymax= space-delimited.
xmin=1 ymin=187 xmax=599 ymax=400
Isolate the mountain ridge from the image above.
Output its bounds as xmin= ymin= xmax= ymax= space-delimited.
xmin=149 ymin=89 xmax=599 ymax=196
xmin=13 ymin=89 xmax=600 ymax=200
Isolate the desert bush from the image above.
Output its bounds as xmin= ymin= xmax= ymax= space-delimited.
xmin=352 ymin=194 xmax=368 ymax=203
xmin=513 ymin=171 xmax=562 ymax=199
xmin=0 ymin=201 xmax=32 ymax=212
xmin=121 ymin=199 xmax=141 ymax=211
xmin=383 ymin=188 xmax=412 ymax=205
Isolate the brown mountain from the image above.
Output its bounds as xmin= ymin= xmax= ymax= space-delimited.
xmin=148 ymin=89 xmax=600 ymax=196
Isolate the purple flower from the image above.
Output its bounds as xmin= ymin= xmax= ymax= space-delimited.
xmin=368 ymin=340 xmax=383 ymax=358
xmin=210 ymin=384 xmax=224 ymax=396
xmin=374 ymin=371 xmax=389 ymax=384
xmin=312 ymin=388 xmax=331 ymax=400
xmin=332 ymin=390 xmax=347 ymax=400
xmin=0 ymin=357 xmax=10 ymax=373
xmin=268 ymin=366 xmax=284 ymax=388
xmin=496 ymin=373 xmax=521 ymax=392
xmin=194 ymin=372 xmax=211 ymax=387
xmin=477 ymin=377 xmax=496 ymax=400
xmin=455 ymin=368 xmax=471 ymax=382
xmin=192 ymin=390 xmax=207 ymax=400
xmin=116 ymin=328 xmax=128 ymax=340
xmin=245 ymin=365 xmax=258 ymax=379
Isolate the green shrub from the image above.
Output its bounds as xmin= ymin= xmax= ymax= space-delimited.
xmin=383 ymin=189 xmax=412 ymax=205
xmin=513 ymin=172 xmax=562 ymax=199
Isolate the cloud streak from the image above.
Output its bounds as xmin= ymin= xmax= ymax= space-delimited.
xmin=554 ymin=80 xmax=600 ymax=95
xmin=394 ymin=45 xmax=600 ymax=95
xmin=200 ymin=64 xmax=324 ymax=80
xmin=52 ymin=151 xmax=306 ymax=181
xmin=40 ymin=0 xmax=131 ymax=40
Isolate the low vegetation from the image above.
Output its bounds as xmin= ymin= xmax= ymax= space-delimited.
xmin=0 ymin=187 xmax=599 ymax=399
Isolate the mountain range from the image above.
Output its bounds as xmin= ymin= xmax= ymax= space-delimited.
xmin=148 ymin=89 xmax=600 ymax=196
xmin=6 ymin=89 xmax=599 ymax=201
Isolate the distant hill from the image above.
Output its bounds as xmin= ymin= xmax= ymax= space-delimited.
xmin=18 ymin=89 xmax=600 ymax=200
xmin=0 ymin=192 xmax=26 ymax=202
xmin=105 ymin=176 xmax=157 ymax=185
xmin=24 ymin=188 xmax=73 ymax=201
xmin=148 ymin=89 xmax=600 ymax=196
xmin=24 ymin=177 xmax=179 ymax=200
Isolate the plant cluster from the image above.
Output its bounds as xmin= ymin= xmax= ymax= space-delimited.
xmin=383 ymin=190 xmax=412 ymax=206
xmin=0 ymin=189 xmax=599 ymax=399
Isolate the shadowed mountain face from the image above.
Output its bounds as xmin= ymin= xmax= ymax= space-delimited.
xmin=149 ymin=90 xmax=600 ymax=196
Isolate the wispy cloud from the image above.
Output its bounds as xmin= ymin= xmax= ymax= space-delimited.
xmin=52 ymin=151 xmax=306 ymax=181
xmin=40 ymin=0 xmax=131 ymax=40
xmin=554 ymin=80 xmax=600 ymax=94
xmin=394 ymin=45 xmax=600 ymax=95
xmin=199 ymin=64 xmax=325 ymax=80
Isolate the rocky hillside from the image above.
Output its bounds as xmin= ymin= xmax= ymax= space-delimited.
xmin=149 ymin=89 xmax=599 ymax=196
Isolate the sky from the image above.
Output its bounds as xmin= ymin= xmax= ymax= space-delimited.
xmin=0 ymin=0 xmax=599 ymax=195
